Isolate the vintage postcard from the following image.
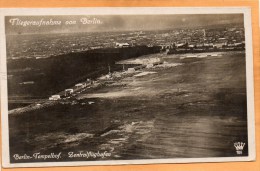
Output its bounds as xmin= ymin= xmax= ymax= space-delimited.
xmin=0 ymin=7 xmax=255 ymax=168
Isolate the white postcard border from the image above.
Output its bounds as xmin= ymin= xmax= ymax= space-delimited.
xmin=0 ymin=7 xmax=255 ymax=168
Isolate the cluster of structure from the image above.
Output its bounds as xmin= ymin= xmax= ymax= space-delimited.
xmin=7 ymin=26 xmax=245 ymax=60
xmin=48 ymin=58 xmax=165 ymax=101
xmin=49 ymin=81 xmax=90 ymax=100
xmin=161 ymin=28 xmax=245 ymax=54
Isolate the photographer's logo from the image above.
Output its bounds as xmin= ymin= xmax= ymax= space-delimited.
xmin=234 ymin=142 xmax=245 ymax=155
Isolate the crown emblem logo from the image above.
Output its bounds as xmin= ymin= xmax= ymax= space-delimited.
xmin=234 ymin=142 xmax=245 ymax=155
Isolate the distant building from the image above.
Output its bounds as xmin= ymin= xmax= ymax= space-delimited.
xmin=65 ymin=89 xmax=73 ymax=96
xmin=75 ymin=83 xmax=87 ymax=89
xmin=49 ymin=95 xmax=61 ymax=100
xmin=146 ymin=64 xmax=154 ymax=68
xmin=19 ymin=81 xmax=34 ymax=85
xmin=213 ymin=43 xmax=225 ymax=48
xmin=90 ymin=46 xmax=102 ymax=49
xmin=176 ymin=43 xmax=185 ymax=48
xmin=127 ymin=68 xmax=135 ymax=73
xmin=196 ymin=43 xmax=204 ymax=48
xmin=116 ymin=42 xmax=130 ymax=48
xmin=75 ymin=83 xmax=83 ymax=88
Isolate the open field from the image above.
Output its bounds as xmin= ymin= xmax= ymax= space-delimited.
xmin=9 ymin=51 xmax=248 ymax=162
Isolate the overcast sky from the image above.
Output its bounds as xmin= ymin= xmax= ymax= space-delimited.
xmin=5 ymin=14 xmax=244 ymax=35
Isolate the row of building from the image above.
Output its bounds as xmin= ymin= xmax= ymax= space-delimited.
xmin=49 ymin=82 xmax=90 ymax=100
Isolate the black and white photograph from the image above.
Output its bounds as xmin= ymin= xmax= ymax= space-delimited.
xmin=0 ymin=7 xmax=255 ymax=167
